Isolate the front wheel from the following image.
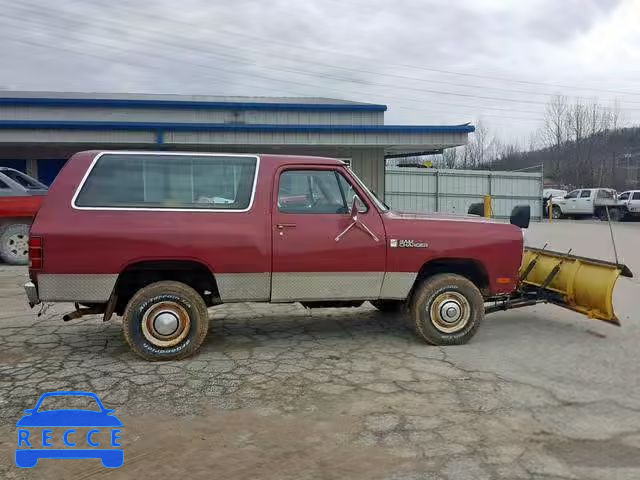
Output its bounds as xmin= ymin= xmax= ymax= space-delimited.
xmin=122 ymin=281 xmax=209 ymax=361
xmin=551 ymin=206 xmax=563 ymax=220
xmin=410 ymin=274 xmax=484 ymax=346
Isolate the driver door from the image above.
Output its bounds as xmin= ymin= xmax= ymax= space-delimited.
xmin=271 ymin=167 xmax=386 ymax=302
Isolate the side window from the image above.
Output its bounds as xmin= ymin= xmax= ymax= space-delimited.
xmin=633 ymin=192 xmax=640 ymax=200
xmin=619 ymin=192 xmax=630 ymax=200
xmin=596 ymin=189 xmax=613 ymax=199
xmin=565 ymin=190 xmax=579 ymax=199
xmin=75 ymin=154 xmax=257 ymax=209
xmin=278 ymin=170 xmax=348 ymax=214
xmin=580 ymin=190 xmax=592 ymax=198
xmin=0 ymin=178 xmax=10 ymax=189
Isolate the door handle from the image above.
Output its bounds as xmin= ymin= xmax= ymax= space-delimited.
xmin=276 ymin=223 xmax=297 ymax=229
xmin=586 ymin=199 xmax=591 ymax=201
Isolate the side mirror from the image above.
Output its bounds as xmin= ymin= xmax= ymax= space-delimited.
xmin=349 ymin=196 xmax=366 ymax=219
xmin=510 ymin=205 xmax=530 ymax=229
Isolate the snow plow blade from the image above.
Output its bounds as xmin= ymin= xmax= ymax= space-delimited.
xmin=519 ymin=247 xmax=633 ymax=325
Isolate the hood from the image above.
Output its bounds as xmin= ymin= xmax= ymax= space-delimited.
xmin=385 ymin=209 xmax=498 ymax=224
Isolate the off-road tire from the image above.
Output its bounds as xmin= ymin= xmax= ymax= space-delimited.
xmin=122 ymin=281 xmax=209 ymax=361
xmin=370 ymin=300 xmax=406 ymax=313
xmin=410 ymin=273 xmax=484 ymax=346
xmin=0 ymin=223 xmax=30 ymax=265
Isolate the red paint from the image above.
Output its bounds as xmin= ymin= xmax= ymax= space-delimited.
xmin=30 ymin=151 xmax=524 ymax=296
xmin=0 ymin=195 xmax=43 ymax=219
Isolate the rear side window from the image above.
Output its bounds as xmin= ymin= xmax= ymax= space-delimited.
xmin=74 ymin=154 xmax=258 ymax=210
xmin=633 ymin=192 xmax=640 ymax=200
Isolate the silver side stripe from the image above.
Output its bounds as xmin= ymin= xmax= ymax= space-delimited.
xmin=216 ymin=273 xmax=271 ymax=302
xmin=36 ymin=271 xmax=417 ymax=304
xmin=271 ymin=272 xmax=384 ymax=302
xmin=38 ymin=274 xmax=118 ymax=303
xmin=379 ymin=272 xmax=417 ymax=299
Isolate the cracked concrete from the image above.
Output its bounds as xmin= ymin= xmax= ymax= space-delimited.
xmin=0 ymin=220 xmax=639 ymax=479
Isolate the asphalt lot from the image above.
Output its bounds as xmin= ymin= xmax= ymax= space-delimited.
xmin=1 ymin=219 xmax=639 ymax=479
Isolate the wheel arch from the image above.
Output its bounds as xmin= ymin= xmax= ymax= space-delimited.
xmin=410 ymin=257 xmax=490 ymax=300
xmin=112 ymin=259 xmax=220 ymax=315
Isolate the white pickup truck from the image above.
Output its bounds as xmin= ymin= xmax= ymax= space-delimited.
xmin=618 ymin=190 xmax=640 ymax=219
xmin=550 ymin=188 xmax=624 ymax=220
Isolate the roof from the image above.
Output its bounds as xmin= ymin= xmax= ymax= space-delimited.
xmin=0 ymin=120 xmax=475 ymax=134
xmin=89 ymin=150 xmax=346 ymax=166
xmin=0 ymin=91 xmax=386 ymax=112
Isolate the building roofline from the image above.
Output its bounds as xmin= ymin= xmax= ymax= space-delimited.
xmin=0 ymin=96 xmax=387 ymax=112
xmin=0 ymin=120 xmax=474 ymax=134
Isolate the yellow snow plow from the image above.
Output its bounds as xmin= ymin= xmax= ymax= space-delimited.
xmin=487 ymin=247 xmax=633 ymax=325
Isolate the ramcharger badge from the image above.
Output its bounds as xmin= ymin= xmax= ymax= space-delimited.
xmin=390 ymin=239 xmax=429 ymax=248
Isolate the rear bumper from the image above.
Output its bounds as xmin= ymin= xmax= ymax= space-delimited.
xmin=24 ymin=281 xmax=40 ymax=307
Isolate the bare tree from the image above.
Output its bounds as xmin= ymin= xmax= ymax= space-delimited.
xmin=442 ymin=147 xmax=458 ymax=168
xmin=541 ymin=95 xmax=568 ymax=177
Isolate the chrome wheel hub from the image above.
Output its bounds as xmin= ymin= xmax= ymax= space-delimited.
xmin=6 ymin=233 xmax=28 ymax=259
xmin=429 ymin=292 xmax=471 ymax=333
xmin=142 ymin=301 xmax=191 ymax=347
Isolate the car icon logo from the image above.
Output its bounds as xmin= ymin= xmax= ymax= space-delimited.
xmin=15 ymin=391 xmax=123 ymax=468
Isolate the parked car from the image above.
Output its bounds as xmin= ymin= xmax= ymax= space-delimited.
xmin=617 ymin=190 xmax=640 ymax=219
xmin=0 ymin=168 xmax=48 ymax=264
xmin=549 ymin=188 xmax=624 ymax=220
xmin=23 ymin=151 xmax=629 ymax=361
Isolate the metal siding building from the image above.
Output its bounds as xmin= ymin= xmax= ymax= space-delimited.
xmin=0 ymin=92 xmax=473 ymax=195
xmin=385 ymin=167 xmax=543 ymax=220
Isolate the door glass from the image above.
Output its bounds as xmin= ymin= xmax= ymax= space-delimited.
xmin=336 ymin=173 xmax=367 ymax=212
xmin=565 ymin=190 xmax=579 ymax=199
xmin=580 ymin=190 xmax=592 ymax=198
xmin=633 ymin=192 xmax=640 ymax=200
xmin=619 ymin=192 xmax=630 ymax=200
xmin=278 ymin=170 xmax=347 ymax=214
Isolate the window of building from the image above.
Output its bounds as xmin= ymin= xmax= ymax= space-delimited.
xmin=75 ymin=154 xmax=257 ymax=210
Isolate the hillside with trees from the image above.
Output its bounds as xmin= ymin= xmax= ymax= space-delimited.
xmin=392 ymin=96 xmax=640 ymax=191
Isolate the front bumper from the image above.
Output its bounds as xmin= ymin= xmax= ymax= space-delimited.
xmin=24 ymin=281 xmax=40 ymax=307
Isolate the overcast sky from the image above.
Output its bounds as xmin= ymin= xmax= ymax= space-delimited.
xmin=1 ymin=0 xmax=639 ymax=144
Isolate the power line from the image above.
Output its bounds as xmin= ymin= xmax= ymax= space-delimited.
xmin=10 ymin=0 xmax=640 ymax=112
xmin=0 ymin=13 xmax=549 ymax=122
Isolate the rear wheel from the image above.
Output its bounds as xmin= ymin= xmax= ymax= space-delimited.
xmin=370 ymin=300 xmax=406 ymax=313
xmin=0 ymin=223 xmax=30 ymax=265
xmin=551 ymin=206 xmax=563 ymax=220
xmin=410 ymin=274 xmax=484 ymax=345
xmin=122 ymin=281 xmax=209 ymax=361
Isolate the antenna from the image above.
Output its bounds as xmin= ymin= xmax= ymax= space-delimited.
xmin=605 ymin=206 xmax=620 ymax=266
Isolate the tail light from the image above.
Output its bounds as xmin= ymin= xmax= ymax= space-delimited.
xmin=29 ymin=236 xmax=43 ymax=270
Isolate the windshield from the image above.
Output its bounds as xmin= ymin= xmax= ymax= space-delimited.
xmin=348 ymin=169 xmax=389 ymax=212
xmin=2 ymin=169 xmax=48 ymax=190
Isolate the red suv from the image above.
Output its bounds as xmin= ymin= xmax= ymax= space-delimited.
xmin=25 ymin=151 xmax=525 ymax=360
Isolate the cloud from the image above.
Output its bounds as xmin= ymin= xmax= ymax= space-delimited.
xmin=0 ymin=0 xmax=638 ymax=142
